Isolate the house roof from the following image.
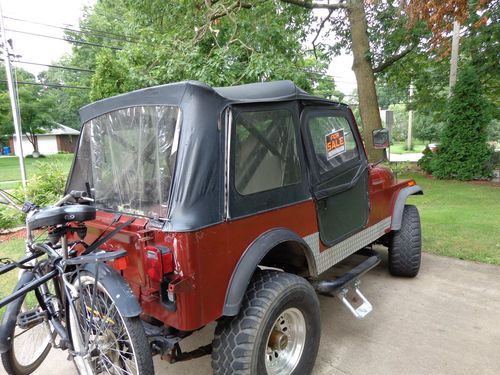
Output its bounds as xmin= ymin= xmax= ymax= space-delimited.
xmin=48 ymin=123 xmax=80 ymax=135
xmin=12 ymin=122 xmax=80 ymax=137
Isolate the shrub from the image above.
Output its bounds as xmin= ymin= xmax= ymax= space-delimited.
xmin=0 ymin=161 xmax=67 ymax=229
xmin=417 ymin=146 xmax=435 ymax=174
xmin=0 ymin=204 xmax=23 ymax=229
xmin=431 ymin=66 xmax=493 ymax=180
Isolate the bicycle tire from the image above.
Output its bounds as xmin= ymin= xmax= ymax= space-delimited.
xmin=0 ymin=272 xmax=52 ymax=375
xmin=69 ymin=270 xmax=154 ymax=375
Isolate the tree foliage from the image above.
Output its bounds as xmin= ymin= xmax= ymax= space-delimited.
xmin=0 ymin=65 xmax=57 ymax=152
xmin=431 ymin=65 xmax=493 ymax=180
xmin=79 ymin=0 xmax=331 ymax=100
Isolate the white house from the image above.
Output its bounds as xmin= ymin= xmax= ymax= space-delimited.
xmin=9 ymin=123 xmax=80 ymax=156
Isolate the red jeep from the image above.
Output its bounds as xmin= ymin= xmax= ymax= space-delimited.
xmin=66 ymin=80 xmax=422 ymax=374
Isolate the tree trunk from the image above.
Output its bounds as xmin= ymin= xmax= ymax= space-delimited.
xmin=347 ymin=0 xmax=384 ymax=162
xmin=26 ymin=133 xmax=39 ymax=153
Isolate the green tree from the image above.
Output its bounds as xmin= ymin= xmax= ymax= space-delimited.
xmin=37 ymin=56 xmax=91 ymax=129
xmin=74 ymin=0 xmax=331 ymax=101
xmin=431 ymin=65 xmax=493 ymax=180
xmin=0 ymin=65 xmax=57 ymax=154
xmin=413 ymin=112 xmax=443 ymax=144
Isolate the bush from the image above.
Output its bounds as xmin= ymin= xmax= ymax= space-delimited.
xmin=0 ymin=161 xmax=67 ymax=229
xmin=22 ymin=161 xmax=67 ymax=207
xmin=431 ymin=66 xmax=493 ymax=180
xmin=25 ymin=154 xmax=46 ymax=159
xmin=0 ymin=205 xmax=24 ymax=229
xmin=417 ymin=146 xmax=435 ymax=174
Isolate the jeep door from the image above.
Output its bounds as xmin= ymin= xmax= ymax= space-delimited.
xmin=302 ymin=107 xmax=369 ymax=246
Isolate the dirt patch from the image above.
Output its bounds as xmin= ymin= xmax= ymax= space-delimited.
xmin=469 ymin=180 xmax=500 ymax=187
xmin=0 ymin=228 xmax=25 ymax=243
xmin=421 ymin=173 xmax=500 ymax=187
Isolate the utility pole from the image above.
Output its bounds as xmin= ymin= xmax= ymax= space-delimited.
xmin=448 ymin=20 xmax=460 ymax=96
xmin=0 ymin=1 xmax=27 ymax=187
xmin=407 ymin=83 xmax=414 ymax=151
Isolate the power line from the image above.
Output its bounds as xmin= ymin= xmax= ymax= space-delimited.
xmin=14 ymin=60 xmax=95 ymax=73
xmin=0 ymin=79 xmax=90 ymax=90
xmin=4 ymin=15 xmax=137 ymax=44
xmin=4 ymin=28 xmax=122 ymax=50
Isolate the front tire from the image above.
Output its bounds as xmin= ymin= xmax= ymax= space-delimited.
xmin=0 ymin=272 xmax=53 ymax=375
xmin=389 ymin=204 xmax=422 ymax=277
xmin=212 ymin=270 xmax=320 ymax=375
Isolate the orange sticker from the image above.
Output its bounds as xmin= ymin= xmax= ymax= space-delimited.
xmin=325 ymin=129 xmax=346 ymax=159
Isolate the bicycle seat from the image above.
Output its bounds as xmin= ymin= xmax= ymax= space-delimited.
xmin=28 ymin=205 xmax=96 ymax=230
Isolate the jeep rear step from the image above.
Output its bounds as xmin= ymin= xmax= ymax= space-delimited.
xmin=311 ymin=252 xmax=380 ymax=319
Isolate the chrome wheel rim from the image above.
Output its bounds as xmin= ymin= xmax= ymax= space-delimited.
xmin=70 ymin=275 xmax=139 ymax=375
xmin=264 ymin=307 xmax=306 ymax=375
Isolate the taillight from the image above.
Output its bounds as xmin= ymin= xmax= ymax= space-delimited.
xmin=113 ymin=256 xmax=129 ymax=271
xmin=144 ymin=245 xmax=174 ymax=282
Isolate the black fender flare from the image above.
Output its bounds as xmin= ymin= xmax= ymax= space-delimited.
xmin=222 ymin=228 xmax=314 ymax=316
xmin=391 ymin=185 xmax=423 ymax=231
xmin=80 ymin=263 xmax=142 ymax=318
xmin=0 ymin=271 xmax=35 ymax=353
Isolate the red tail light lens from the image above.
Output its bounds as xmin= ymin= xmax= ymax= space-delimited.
xmin=162 ymin=252 xmax=174 ymax=274
xmin=144 ymin=245 xmax=174 ymax=282
xmin=144 ymin=246 xmax=162 ymax=282
xmin=113 ymin=255 xmax=129 ymax=271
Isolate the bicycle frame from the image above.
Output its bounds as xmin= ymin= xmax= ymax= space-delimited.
xmin=0 ymin=189 xmax=128 ymax=351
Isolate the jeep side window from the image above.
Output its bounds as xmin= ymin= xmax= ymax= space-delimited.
xmin=234 ymin=109 xmax=301 ymax=195
xmin=308 ymin=114 xmax=359 ymax=174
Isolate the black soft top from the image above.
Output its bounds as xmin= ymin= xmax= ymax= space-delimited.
xmin=79 ymin=80 xmax=343 ymax=124
xmin=70 ymin=80 xmax=346 ymax=232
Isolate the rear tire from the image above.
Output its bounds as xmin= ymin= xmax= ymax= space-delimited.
xmin=389 ymin=204 xmax=422 ymax=277
xmin=69 ymin=271 xmax=154 ymax=375
xmin=212 ymin=270 xmax=320 ymax=375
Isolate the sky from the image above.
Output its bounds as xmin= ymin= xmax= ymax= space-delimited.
xmin=0 ymin=0 xmax=357 ymax=95
xmin=0 ymin=0 xmax=93 ymax=74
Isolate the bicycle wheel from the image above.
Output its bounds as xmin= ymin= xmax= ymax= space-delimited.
xmin=69 ymin=271 xmax=153 ymax=375
xmin=1 ymin=272 xmax=53 ymax=375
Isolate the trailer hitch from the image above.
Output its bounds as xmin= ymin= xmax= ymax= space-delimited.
xmin=162 ymin=342 xmax=212 ymax=364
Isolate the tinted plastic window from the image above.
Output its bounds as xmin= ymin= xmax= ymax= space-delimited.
xmin=234 ymin=109 xmax=301 ymax=195
xmin=308 ymin=114 xmax=359 ymax=174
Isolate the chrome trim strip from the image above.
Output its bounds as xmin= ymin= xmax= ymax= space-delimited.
xmin=303 ymin=217 xmax=391 ymax=276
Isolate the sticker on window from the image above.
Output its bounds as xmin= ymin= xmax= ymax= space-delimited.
xmin=325 ymin=128 xmax=346 ymax=160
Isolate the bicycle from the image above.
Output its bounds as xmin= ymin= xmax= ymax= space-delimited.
xmin=0 ymin=189 xmax=154 ymax=375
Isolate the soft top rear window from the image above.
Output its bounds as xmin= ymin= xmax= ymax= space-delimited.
xmin=70 ymin=105 xmax=181 ymax=219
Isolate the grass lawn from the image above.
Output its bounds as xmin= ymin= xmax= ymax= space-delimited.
xmin=390 ymin=142 xmax=426 ymax=154
xmin=0 ymin=239 xmax=26 ymax=317
xmin=0 ymin=154 xmax=74 ymax=189
xmin=402 ymin=173 xmax=500 ymax=265
xmin=1 ymin=170 xmax=498 ymax=317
